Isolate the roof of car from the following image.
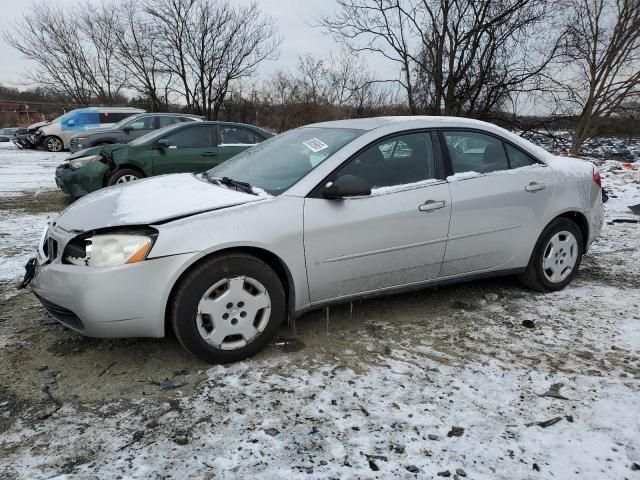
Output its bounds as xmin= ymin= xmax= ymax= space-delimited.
xmin=128 ymin=112 xmax=204 ymax=118
xmin=306 ymin=116 xmax=496 ymax=131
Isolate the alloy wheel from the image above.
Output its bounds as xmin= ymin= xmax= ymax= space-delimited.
xmin=47 ymin=138 xmax=62 ymax=152
xmin=115 ymin=174 xmax=139 ymax=184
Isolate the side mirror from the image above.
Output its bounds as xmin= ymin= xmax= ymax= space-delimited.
xmin=323 ymin=174 xmax=371 ymax=199
xmin=122 ymin=126 xmax=132 ymax=133
xmin=156 ymin=139 xmax=169 ymax=149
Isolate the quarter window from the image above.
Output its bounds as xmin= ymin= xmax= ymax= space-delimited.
xmin=336 ymin=132 xmax=436 ymax=189
xmin=162 ymin=125 xmax=214 ymax=148
xmin=443 ymin=131 xmax=509 ymax=174
xmin=219 ymin=126 xmax=260 ymax=145
xmin=505 ymin=143 xmax=537 ymax=168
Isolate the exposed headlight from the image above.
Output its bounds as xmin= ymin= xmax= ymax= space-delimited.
xmin=65 ymin=234 xmax=153 ymax=267
xmin=68 ymin=154 xmax=102 ymax=170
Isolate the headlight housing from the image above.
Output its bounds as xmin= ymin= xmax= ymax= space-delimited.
xmin=68 ymin=154 xmax=102 ymax=170
xmin=64 ymin=233 xmax=154 ymax=267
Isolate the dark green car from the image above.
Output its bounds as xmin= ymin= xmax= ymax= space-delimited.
xmin=55 ymin=121 xmax=273 ymax=197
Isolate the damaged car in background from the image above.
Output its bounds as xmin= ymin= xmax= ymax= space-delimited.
xmin=13 ymin=107 xmax=144 ymax=152
xmin=23 ymin=116 xmax=605 ymax=364
xmin=56 ymin=120 xmax=273 ymax=197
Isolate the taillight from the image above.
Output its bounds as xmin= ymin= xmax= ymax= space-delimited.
xmin=592 ymin=166 xmax=602 ymax=188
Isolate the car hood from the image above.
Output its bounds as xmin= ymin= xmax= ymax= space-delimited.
xmin=67 ymin=143 xmax=128 ymax=160
xmin=53 ymin=173 xmax=266 ymax=231
xmin=28 ymin=120 xmax=51 ymax=130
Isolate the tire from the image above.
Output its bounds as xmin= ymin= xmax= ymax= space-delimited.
xmin=107 ymin=168 xmax=143 ymax=186
xmin=170 ymin=253 xmax=286 ymax=363
xmin=518 ymin=217 xmax=584 ymax=292
xmin=43 ymin=136 xmax=64 ymax=152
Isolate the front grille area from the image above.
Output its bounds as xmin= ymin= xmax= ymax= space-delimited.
xmin=35 ymin=294 xmax=84 ymax=331
xmin=42 ymin=236 xmax=59 ymax=263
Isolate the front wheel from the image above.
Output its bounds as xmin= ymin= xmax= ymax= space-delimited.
xmin=107 ymin=168 xmax=143 ymax=186
xmin=518 ymin=217 xmax=584 ymax=292
xmin=43 ymin=136 xmax=64 ymax=152
xmin=170 ymin=253 xmax=286 ymax=363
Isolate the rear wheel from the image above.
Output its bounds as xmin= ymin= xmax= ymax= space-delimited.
xmin=107 ymin=168 xmax=143 ymax=186
xmin=170 ymin=253 xmax=286 ymax=363
xmin=43 ymin=136 xmax=64 ymax=152
xmin=518 ymin=217 xmax=583 ymax=292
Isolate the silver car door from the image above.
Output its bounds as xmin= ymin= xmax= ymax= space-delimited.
xmin=439 ymin=130 xmax=555 ymax=277
xmin=304 ymin=131 xmax=452 ymax=303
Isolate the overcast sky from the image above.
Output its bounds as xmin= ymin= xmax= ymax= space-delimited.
xmin=0 ymin=0 xmax=397 ymax=88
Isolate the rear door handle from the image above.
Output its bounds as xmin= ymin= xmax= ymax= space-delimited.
xmin=419 ymin=200 xmax=447 ymax=212
xmin=202 ymin=151 xmax=217 ymax=157
xmin=525 ymin=182 xmax=546 ymax=192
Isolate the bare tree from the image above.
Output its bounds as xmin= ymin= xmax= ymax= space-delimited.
xmin=560 ymin=0 xmax=640 ymax=153
xmin=4 ymin=1 xmax=127 ymax=105
xmin=115 ymin=0 xmax=174 ymax=110
xmin=262 ymin=50 xmax=397 ymax=130
xmin=145 ymin=0 xmax=280 ymax=119
xmin=320 ymin=0 xmax=562 ymax=117
xmin=77 ymin=1 xmax=129 ymax=104
xmin=320 ymin=0 xmax=418 ymax=112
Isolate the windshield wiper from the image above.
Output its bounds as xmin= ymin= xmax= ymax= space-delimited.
xmin=205 ymin=174 xmax=255 ymax=195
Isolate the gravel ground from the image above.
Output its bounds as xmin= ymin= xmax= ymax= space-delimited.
xmin=0 ymin=144 xmax=639 ymax=479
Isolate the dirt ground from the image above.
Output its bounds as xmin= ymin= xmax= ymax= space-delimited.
xmin=0 ymin=151 xmax=639 ymax=479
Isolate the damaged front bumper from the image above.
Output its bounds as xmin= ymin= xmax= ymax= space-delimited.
xmin=30 ymin=252 xmax=195 ymax=338
xmin=55 ymin=162 xmax=107 ymax=197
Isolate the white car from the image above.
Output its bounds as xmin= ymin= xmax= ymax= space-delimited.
xmin=26 ymin=116 xmax=605 ymax=363
xmin=36 ymin=107 xmax=145 ymax=152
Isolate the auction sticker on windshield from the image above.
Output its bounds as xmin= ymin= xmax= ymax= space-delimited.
xmin=303 ymin=138 xmax=329 ymax=153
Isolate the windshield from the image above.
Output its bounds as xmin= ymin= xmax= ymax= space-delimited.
xmin=53 ymin=111 xmax=75 ymax=124
xmin=129 ymin=122 xmax=184 ymax=146
xmin=208 ymin=127 xmax=363 ymax=195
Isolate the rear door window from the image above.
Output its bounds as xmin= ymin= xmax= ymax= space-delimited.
xmin=442 ymin=131 xmax=509 ymax=174
xmin=158 ymin=116 xmax=183 ymax=128
xmin=126 ymin=116 xmax=155 ymax=130
xmin=219 ymin=126 xmax=261 ymax=145
xmin=162 ymin=125 xmax=214 ymax=148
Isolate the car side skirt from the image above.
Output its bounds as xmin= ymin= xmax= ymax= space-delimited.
xmin=294 ymin=267 xmax=526 ymax=317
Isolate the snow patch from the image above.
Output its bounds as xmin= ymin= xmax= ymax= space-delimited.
xmin=371 ymin=178 xmax=442 ymax=195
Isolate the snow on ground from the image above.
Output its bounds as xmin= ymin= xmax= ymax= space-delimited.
xmin=0 ymin=142 xmax=66 ymax=195
xmin=0 ymin=144 xmax=67 ymax=283
xmin=0 ymin=210 xmax=52 ymax=282
xmin=0 ymin=145 xmax=639 ymax=479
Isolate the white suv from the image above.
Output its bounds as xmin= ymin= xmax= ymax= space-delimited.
xmin=37 ymin=107 xmax=145 ymax=152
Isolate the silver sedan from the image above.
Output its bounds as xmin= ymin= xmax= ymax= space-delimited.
xmin=28 ymin=117 xmax=604 ymax=363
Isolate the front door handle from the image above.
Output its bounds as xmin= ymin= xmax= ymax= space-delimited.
xmin=525 ymin=182 xmax=546 ymax=192
xmin=202 ymin=151 xmax=217 ymax=157
xmin=419 ymin=200 xmax=447 ymax=212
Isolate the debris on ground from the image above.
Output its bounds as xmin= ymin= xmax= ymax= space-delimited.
xmin=527 ymin=417 xmax=564 ymax=428
xmin=538 ymin=382 xmax=570 ymax=400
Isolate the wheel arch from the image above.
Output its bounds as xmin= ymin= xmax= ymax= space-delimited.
xmin=163 ymin=246 xmax=296 ymax=336
xmin=554 ymin=210 xmax=590 ymax=251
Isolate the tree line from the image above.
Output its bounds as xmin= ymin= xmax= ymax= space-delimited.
xmin=3 ymin=0 xmax=640 ymax=153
